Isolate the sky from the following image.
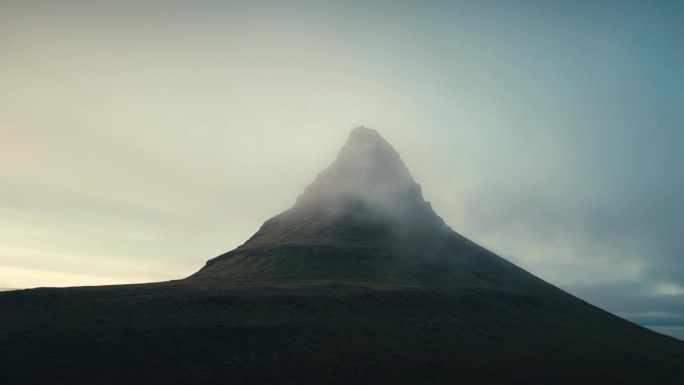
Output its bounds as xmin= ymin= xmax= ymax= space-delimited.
xmin=1 ymin=0 xmax=683 ymax=339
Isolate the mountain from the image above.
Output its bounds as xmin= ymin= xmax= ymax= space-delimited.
xmin=1 ymin=126 xmax=683 ymax=385
xmin=192 ymin=126 xmax=530 ymax=287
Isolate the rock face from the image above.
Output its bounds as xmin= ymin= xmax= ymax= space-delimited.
xmin=2 ymin=126 xmax=684 ymax=385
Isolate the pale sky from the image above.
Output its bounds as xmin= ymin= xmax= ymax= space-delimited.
xmin=2 ymin=1 xmax=683 ymax=337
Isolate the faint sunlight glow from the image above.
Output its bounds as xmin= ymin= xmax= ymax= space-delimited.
xmin=652 ymin=283 xmax=684 ymax=296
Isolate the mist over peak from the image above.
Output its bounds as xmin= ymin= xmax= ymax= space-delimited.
xmin=295 ymin=126 xmax=438 ymax=221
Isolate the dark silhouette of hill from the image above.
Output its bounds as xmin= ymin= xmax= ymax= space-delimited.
xmin=1 ymin=126 xmax=683 ymax=385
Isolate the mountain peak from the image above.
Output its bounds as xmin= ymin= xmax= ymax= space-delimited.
xmin=211 ymin=126 xmax=450 ymax=250
xmin=193 ymin=126 xmax=459 ymax=280
xmin=296 ymin=126 xmax=423 ymax=214
xmin=348 ymin=125 xmax=381 ymax=142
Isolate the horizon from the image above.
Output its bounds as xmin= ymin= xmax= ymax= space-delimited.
xmin=2 ymin=1 xmax=683 ymax=341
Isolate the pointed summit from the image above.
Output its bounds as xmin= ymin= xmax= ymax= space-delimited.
xmin=295 ymin=125 xmax=435 ymax=222
xmin=192 ymin=127 xmax=509 ymax=283
xmin=230 ymin=126 xmax=451 ymax=253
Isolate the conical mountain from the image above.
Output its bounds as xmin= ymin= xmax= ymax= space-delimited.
xmin=212 ymin=125 xmax=448 ymax=249
xmin=3 ymin=126 xmax=684 ymax=385
xmin=192 ymin=126 xmax=532 ymax=287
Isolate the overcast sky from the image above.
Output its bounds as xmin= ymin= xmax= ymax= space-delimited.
xmin=1 ymin=0 xmax=683 ymax=338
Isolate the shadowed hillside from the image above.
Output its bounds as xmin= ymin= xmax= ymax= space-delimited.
xmin=1 ymin=127 xmax=683 ymax=385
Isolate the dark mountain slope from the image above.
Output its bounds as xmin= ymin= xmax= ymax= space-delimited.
xmin=1 ymin=126 xmax=683 ymax=385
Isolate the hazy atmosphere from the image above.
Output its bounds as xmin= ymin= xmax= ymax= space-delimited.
xmin=2 ymin=1 xmax=683 ymax=338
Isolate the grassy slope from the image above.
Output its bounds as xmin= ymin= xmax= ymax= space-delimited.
xmin=2 ymin=279 xmax=683 ymax=385
xmin=4 ymin=204 xmax=682 ymax=384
